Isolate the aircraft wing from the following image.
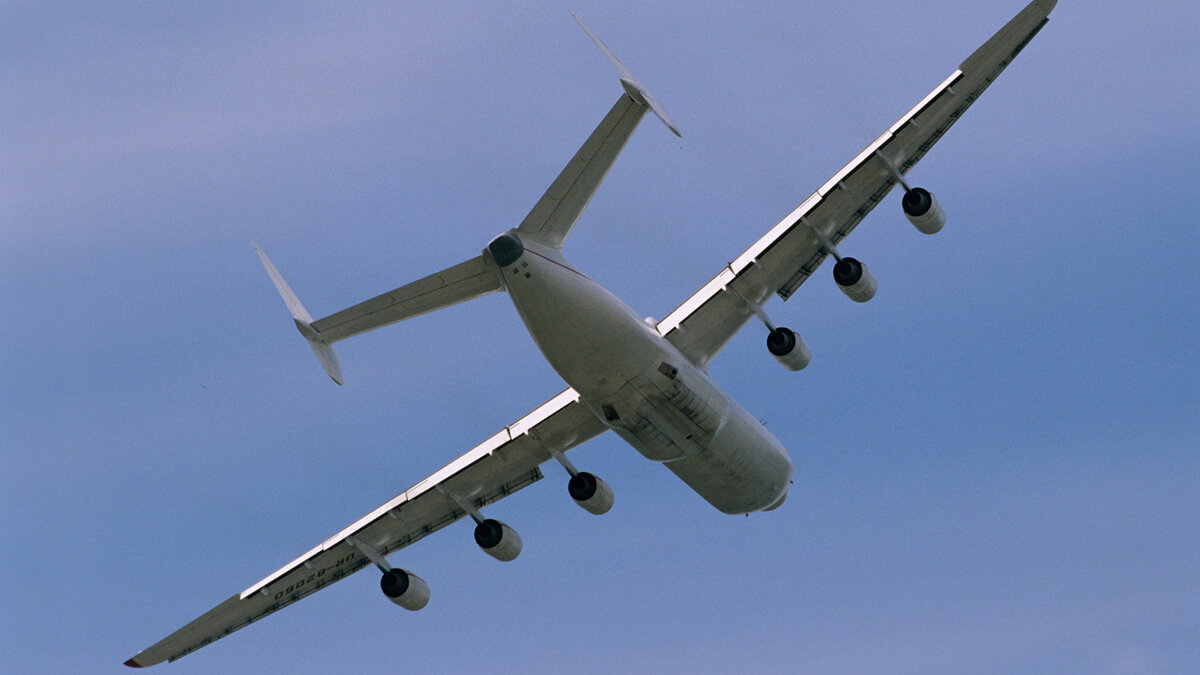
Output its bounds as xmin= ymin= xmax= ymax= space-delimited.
xmin=125 ymin=388 xmax=607 ymax=668
xmin=657 ymin=0 xmax=1056 ymax=367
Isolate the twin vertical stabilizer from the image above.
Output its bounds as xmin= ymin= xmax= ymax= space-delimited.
xmin=255 ymin=14 xmax=676 ymax=383
xmin=254 ymin=245 xmax=345 ymax=385
xmin=572 ymin=13 xmax=680 ymax=138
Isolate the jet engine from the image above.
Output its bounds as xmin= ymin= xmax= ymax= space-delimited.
xmin=833 ymin=257 xmax=877 ymax=302
xmin=568 ymin=471 xmax=614 ymax=515
xmin=380 ymin=568 xmax=430 ymax=611
xmin=902 ymin=187 xmax=946 ymax=234
xmin=767 ymin=327 xmax=811 ymax=371
xmin=474 ymin=519 xmax=522 ymax=561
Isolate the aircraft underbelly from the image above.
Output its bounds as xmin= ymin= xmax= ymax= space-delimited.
xmin=500 ymin=240 xmax=792 ymax=514
xmin=593 ymin=362 xmax=793 ymax=514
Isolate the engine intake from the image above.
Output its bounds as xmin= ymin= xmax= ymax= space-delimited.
xmin=380 ymin=569 xmax=430 ymax=611
xmin=833 ymin=257 xmax=877 ymax=303
xmin=569 ymin=472 xmax=614 ymax=514
xmin=474 ymin=519 xmax=522 ymax=561
xmin=902 ymin=187 xmax=946 ymax=234
xmin=767 ymin=327 xmax=811 ymax=371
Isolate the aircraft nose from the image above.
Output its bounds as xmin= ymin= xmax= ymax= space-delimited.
xmin=487 ymin=232 xmax=525 ymax=267
xmin=761 ymin=487 xmax=788 ymax=511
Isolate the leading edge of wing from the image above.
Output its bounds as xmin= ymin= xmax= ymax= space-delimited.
xmin=655 ymin=0 xmax=1056 ymax=366
xmin=125 ymin=388 xmax=607 ymax=668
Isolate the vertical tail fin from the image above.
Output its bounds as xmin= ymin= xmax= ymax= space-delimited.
xmin=572 ymin=12 xmax=680 ymax=137
xmin=253 ymin=244 xmax=344 ymax=385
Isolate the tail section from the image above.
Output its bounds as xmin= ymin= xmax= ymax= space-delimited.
xmin=254 ymin=245 xmax=503 ymax=384
xmin=515 ymin=14 xmax=680 ymax=249
xmin=572 ymin=12 xmax=680 ymax=137
xmin=254 ymin=15 xmax=676 ymax=381
xmin=254 ymin=244 xmax=344 ymax=385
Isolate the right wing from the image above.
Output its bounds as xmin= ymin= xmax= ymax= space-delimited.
xmin=125 ymin=387 xmax=607 ymax=668
xmin=656 ymin=0 xmax=1056 ymax=367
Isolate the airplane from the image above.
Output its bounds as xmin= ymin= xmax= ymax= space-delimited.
xmin=126 ymin=0 xmax=1056 ymax=667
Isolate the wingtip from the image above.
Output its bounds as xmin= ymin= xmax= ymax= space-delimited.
xmin=124 ymin=658 xmax=144 ymax=668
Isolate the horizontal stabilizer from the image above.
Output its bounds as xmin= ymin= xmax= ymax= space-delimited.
xmin=255 ymin=245 xmax=503 ymax=384
xmin=308 ymin=254 xmax=502 ymax=343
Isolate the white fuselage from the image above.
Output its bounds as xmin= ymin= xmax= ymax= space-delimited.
xmin=490 ymin=233 xmax=792 ymax=514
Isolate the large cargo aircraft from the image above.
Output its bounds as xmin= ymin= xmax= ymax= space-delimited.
xmin=127 ymin=1 xmax=1057 ymax=666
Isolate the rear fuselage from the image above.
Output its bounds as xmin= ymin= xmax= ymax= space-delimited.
xmin=489 ymin=232 xmax=791 ymax=514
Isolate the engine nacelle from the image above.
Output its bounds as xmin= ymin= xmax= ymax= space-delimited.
xmin=902 ymin=187 xmax=945 ymax=234
xmin=474 ymin=518 xmax=522 ymax=561
xmin=767 ymin=327 xmax=811 ymax=371
xmin=380 ymin=568 xmax=430 ymax=611
xmin=833 ymin=257 xmax=877 ymax=303
xmin=568 ymin=472 xmax=614 ymax=515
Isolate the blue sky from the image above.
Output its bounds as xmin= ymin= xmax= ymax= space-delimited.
xmin=3 ymin=1 xmax=1198 ymax=673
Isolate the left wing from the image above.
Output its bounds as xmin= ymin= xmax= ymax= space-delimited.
xmin=656 ymin=0 xmax=1056 ymax=366
xmin=125 ymin=388 xmax=607 ymax=668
